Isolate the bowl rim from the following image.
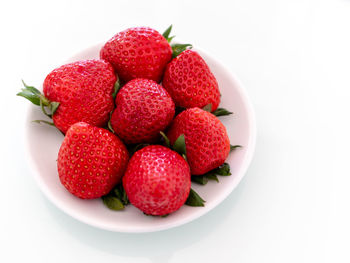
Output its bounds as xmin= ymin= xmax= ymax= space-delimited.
xmin=24 ymin=43 xmax=257 ymax=233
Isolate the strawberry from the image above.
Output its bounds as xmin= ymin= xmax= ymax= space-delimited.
xmin=167 ymin=107 xmax=230 ymax=175
xmin=123 ymin=145 xmax=191 ymax=216
xmin=110 ymin=78 xmax=175 ymax=144
xmin=162 ymin=49 xmax=221 ymax=112
xmin=57 ymin=122 xmax=129 ymax=199
xmin=18 ymin=59 xmax=117 ymax=133
xmin=100 ymin=27 xmax=172 ymax=83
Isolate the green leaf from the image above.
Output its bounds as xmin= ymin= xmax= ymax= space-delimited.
xmin=112 ymin=79 xmax=121 ymax=99
xmin=192 ymin=164 xmax=231 ymax=186
xmin=49 ymin=101 xmax=60 ymax=115
xmin=17 ymin=90 xmax=41 ymax=105
xmin=17 ymin=80 xmax=44 ymax=105
xmin=40 ymin=99 xmax=52 ymax=117
xmin=102 ymin=183 xmax=129 ymax=211
xmin=32 ymin=120 xmax=55 ymax=126
xmin=107 ymin=112 xmax=114 ymax=133
xmin=121 ymin=188 xmax=129 ymax=205
xmin=18 ymin=80 xmax=59 ymax=119
xmin=173 ymin=134 xmax=186 ymax=156
xmin=192 ymin=172 xmax=219 ymax=185
xmin=191 ymin=175 xmax=209 ymax=185
xmin=113 ymin=184 xmax=129 ymax=205
xmin=213 ymin=108 xmax=233 ymax=116
xmin=213 ymin=163 xmax=231 ymax=176
xmin=230 ymin=145 xmax=242 ymax=151
xmin=143 ymin=212 xmax=169 ymax=217
xmin=185 ymin=188 xmax=205 ymax=207
xmin=17 ymin=80 xmax=43 ymax=106
xmin=102 ymin=195 xmax=124 ymax=211
xmin=202 ymin=103 xmax=212 ymax=112
xmin=162 ymin=25 xmax=173 ymax=42
xmin=159 ymin=131 xmax=170 ymax=148
xmin=107 ymin=119 xmax=114 ymax=133
xmin=205 ymin=173 xmax=219 ymax=182
xmin=171 ymin=43 xmax=192 ymax=58
xmin=167 ymin=36 xmax=175 ymax=43
xmin=22 ymin=80 xmax=41 ymax=94
xmin=113 ymin=188 xmax=121 ymax=199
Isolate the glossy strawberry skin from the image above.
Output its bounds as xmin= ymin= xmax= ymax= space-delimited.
xmin=57 ymin=122 xmax=129 ymax=199
xmin=162 ymin=49 xmax=220 ymax=111
xmin=123 ymin=145 xmax=191 ymax=216
xmin=100 ymin=27 xmax=172 ymax=83
xmin=43 ymin=60 xmax=116 ymax=134
xmin=167 ymin=108 xmax=230 ymax=175
xmin=110 ymin=78 xmax=175 ymax=144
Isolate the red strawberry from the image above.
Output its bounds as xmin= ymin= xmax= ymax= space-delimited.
xmin=57 ymin=122 xmax=129 ymax=199
xmin=100 ymin=27 xmax=172 ymax=83
xmin=110 ymin=78 xmax=175 ymax=144
xmin=123 ymin=145 xmax=191 ymax=216
xmin=167 ymin=107 xmax=230 ymax=175
xmin=18 ymin=60 xmax=117 ymax=134
xmin=162 ymin=49 xmax=221 ymax=112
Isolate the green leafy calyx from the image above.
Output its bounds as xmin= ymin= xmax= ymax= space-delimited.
xmin=102 ymin=195 xmax=124 ymax=211
xmin=160 ymin=132 xmax=187 ymax=160
xmin=162 ymin=25 xmax=193 ymax=58
xmin=113 ymin=184 xmax=129 ymax=205
xmin=32 ymin=120 xmax=55 ymax=126
xmin=230 ymin=145 xmax=242 ymax=152
xmin=191 ymin=162 xmax=232 ymax=185
xmin=112 ymin=78 xmax=121 ymax=99
xmin=102 ymin=183 xmax=129 ymax=211
xmin=214 ymin=163 xmax=231 ymax=176
xmin=107 ymin=111 xmax=115 ymax=133
xmin=17 ymin=80 xmax=60 ymax=118
xmin=202 ymin=103 xmax=212 ymax=112
xmin=160 ymin=131 xmax=170 ymax=148
xmin=213 ymin=108 xmax=233 ymax=116
xmin=162 ymin=25 xmax=175 ymax=43
xmin=185 ymin=188 xmax=205 ymax=207
xmin=173 ymin=134 xmax=186 ymax=157
xmin=171 ymin=43 xmax=192 ymax=58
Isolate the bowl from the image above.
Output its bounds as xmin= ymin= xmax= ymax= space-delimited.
xmin=25 ymin=43 xmax=256 ymax=233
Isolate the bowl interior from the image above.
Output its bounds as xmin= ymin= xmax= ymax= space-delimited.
xmin=25 ymin=44 xmax=256 ymax=233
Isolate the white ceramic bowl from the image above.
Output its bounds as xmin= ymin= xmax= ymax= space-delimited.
xmin=25 ymin=44 xmax=256 ymax=233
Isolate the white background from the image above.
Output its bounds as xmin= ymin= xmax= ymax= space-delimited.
xmin=1 ymin=0 xmax=349 ymax=262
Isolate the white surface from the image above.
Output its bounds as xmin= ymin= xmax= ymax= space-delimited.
xmin=25 ymin=44 xmax=256 ymax=233
xmin=0 ymin=0 xmax=349 ymax=262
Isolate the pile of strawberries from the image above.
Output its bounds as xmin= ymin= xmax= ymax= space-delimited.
xmin=18 ymin=26 xmax=240 ymax=216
